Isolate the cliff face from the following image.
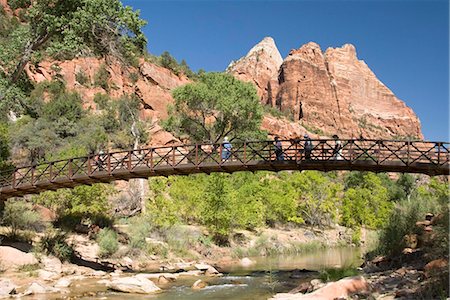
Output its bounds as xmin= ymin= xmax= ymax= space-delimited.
xmin=25 ymin=57 xmax=188 ymax=145
xmin=228 ymin=37 xmax=423 ymax=140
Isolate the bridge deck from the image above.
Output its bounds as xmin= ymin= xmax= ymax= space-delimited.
xmin=1 ymin=139 xmax=448 ymax=199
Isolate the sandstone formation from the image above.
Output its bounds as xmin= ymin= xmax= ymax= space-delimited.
xmin=25 ymin=58 xmax=189 ymax=121
xmin=228 ymin=37 xmax=423 ymax=140
xmin=227 ymin=37 xmax=283 ymax=99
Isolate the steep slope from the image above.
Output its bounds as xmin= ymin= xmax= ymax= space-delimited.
xmin=228 ymin=37 xmax=423 ymax=140
xmin=25 ymin=57 xmax=188 ymax=145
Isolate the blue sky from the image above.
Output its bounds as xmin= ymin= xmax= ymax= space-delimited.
xmin=123 ymin=0 xmax=449 ymax=141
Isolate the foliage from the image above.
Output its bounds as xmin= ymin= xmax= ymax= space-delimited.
xmin=7 ymin=0 xmax=30 ymax=10
xmin=1 ymin=200 xmax=42 ymax=238
xmin=75 ymin=70 xmax=90 ymax=86
xmin=94 ymin=64 xmax=110 ymax=90
xmin=0 ymin=122 xmax=9 ymax=164
xmin=36 ymin=228 xmax=74 ymax=262
xmin=319 ymin=266 xmax=359 ymax=282
xmin=33 ymin=184 xmax=114 ymax=228
xmin=374 ymin=178 xmax=447 ymax=258
xmin=164 ymin=72 xmax=264 ymax=143
xmin=150 ymin=52 xmax=197 ymax=79
xmin=341 ymin=173 xmax=392 ymax=229
xmin=201 ymin=173 xmax=237 ymax=244
xmin=128 ymin=217 xmax=153 ymax=250
xmin=97 ymin=228 xmax=119 ymax=257
xmin=291 ymin=171 xmax=342 ymax=228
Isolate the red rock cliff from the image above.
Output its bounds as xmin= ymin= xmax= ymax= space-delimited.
xmin=228 ymin=37 xmax=423 ymax=140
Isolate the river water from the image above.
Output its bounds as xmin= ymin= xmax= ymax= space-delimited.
xmin=32 ymin=247 xmax=363 ymax=300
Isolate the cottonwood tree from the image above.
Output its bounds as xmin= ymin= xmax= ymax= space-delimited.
xmin=164 ymin=72 xmax=264 ymax=143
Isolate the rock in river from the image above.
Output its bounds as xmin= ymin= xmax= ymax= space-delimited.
xmin=107 ymin=276 xmax=161 ymax=294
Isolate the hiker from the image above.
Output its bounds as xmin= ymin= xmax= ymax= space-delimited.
xmin=274 ymin=136 xmax=284 ymax=161
xmin=304 ymin=134 xmax=313 ymax=160
xmin=222 ymin=137 xmax=232 ymax=162
xmin=96 ymin=150 xmax=105 ymax=171
xmin=333 ymin=135 xmax=343 ymax=160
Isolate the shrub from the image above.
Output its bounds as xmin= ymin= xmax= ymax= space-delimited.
xmin=129 ymin=72 xmax=139 ymax=84
xmin=94 ymin=64 xmax=110 ymax=90
xmin=1 ymin=200 xmax=42 ymax=238
xmin=128 ymin=217 xmax=152 ymax=250
xmin=7 ymin=0 xmax=30 ymax=9
xmin=97 ymin=228 xmax=119 ymax=257
xmin=319 ymin=266 xmax=359 ymax=282
xmin=375 ymin=193 xmax=439 ymax=257
xmin=75 ymin=70 xmax=89 ymax=86
xmin=37 ymin=228 xmax=74 ymax=262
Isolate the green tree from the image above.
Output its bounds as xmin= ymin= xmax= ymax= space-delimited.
xmin=0 ymin=0 xmax=147 ymax=115
xmin=164 ymin=72 xmax=264 ymax=143
xmin=341 ymin=173 xmax=392 ymax=229
xmin=290 ymin=171 xmax=341 ymax=228
xmin=201 ymin=173 xmax=235 ymax=244
xmin=0 ymin=122 xmax=9 ymax=164
xmin=1 ymin=200 xmax=42 ymax=238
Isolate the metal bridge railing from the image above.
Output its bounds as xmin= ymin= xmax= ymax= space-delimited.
xmin=0 ymin=139 xmax=448 ymax=194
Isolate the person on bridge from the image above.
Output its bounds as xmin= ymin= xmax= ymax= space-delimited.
xmin=332 ymin=135 xmax=343 ymax=160
xmin=222 ymin=137 xmax=232 ymax=162
xmin=274 ymin=136 xmax=284 ymax=161
xmin=304 ymin=134 xmax=313 ymax=160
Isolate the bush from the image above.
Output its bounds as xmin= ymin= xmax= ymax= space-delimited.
xmin=7 ymin=0 xmax=31 ymax=9
xmin=37 ymin=228 xmax=74 ymax=262
xmin=128 ymin=217 xmax=152 ymax=250
xmin=376 ymin=193 xmax=439 ymax=257
xmin=94 ymin=64 xmax=110 ymax=90
xmin=319 ymin=266 xmax=359 ymax=282
xmin=129 ymin=72 xmax=139 ymax=84
xmin=75 ymin=70 xmax=89 ymax=86
xmin=97 ymin=228 xmax=119 ymax=257
xmin=1 ymin=200 xmax=43 ymax=238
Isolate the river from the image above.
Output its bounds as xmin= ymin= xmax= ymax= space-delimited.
xmin=30 ymin=247 xmax=363 ymax=300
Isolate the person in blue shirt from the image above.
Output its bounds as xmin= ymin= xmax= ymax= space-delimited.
xmin=222 ymin=137 xmax=232 ymax=162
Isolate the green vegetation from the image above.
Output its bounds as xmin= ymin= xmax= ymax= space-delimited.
xmin=94 ymin=64 xmax=110 ymax=90
xmin=75 ymin=70 xmax=90 ymax=86
xmin=97 ymin=228 xmax=119 ymax=257
xmin=1 ymin=200 xmax=42 ymax=239
xmin=34 ymin=184 xmax=114 ymax=228
xmin=164 ymin=72 xmax=265 ymax=143
xmin=36 ymin=228 xmax=74 ymax=262
xmin=147 ymin=51 xmax=198 ymax=79
xmin=319 ymin=266 xmax=360 ymax=282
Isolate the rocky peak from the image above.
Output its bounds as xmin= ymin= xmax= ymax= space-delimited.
xmin=286 ymin=42 xmax=326 ymax=68
xmin=227 ymin=37 xmax=282 ymax=98
xmin=227 ymin=38 xmax=423 ymax=140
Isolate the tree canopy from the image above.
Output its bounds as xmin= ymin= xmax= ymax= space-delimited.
xmin=164 ymin=72 xmax=264 ymax=143
xmin=0 ymin=0 xmax=147 ymax=117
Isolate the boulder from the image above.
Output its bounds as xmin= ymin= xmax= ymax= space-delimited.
xmin=107 ymin=276 xmax=161 ymax=294
xmin=0 ymin=279 xmax=16 ymax=297
xmin=424 ymin=258 xmax=448 ymax=278
xmin=194 ymin=263 xmax=211 ymax=271
xmin=270 ymin=276 xmax=369 ymax=300
xmin=192 ymin=279 xmax=207 ymax=290
xmin=38 ymin=270 xmax=61 ymax=281
xmin=205 ymin=266 xmax=222 ymax=276
xmin=0 ymin=246 xmax=38 ymax=269
xmin=240 ymin=257 xmax=255 ymax=267
xmin=54 ymin=277 xmax=72 ymax=288
xmin=24 ymin=282 xmax=60 ymax=295
xmin=41 ymin=256 xmax=63 ymax=274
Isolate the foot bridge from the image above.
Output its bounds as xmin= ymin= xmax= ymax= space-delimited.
xmin=0 ymin=139 xmax=448 ymax=200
